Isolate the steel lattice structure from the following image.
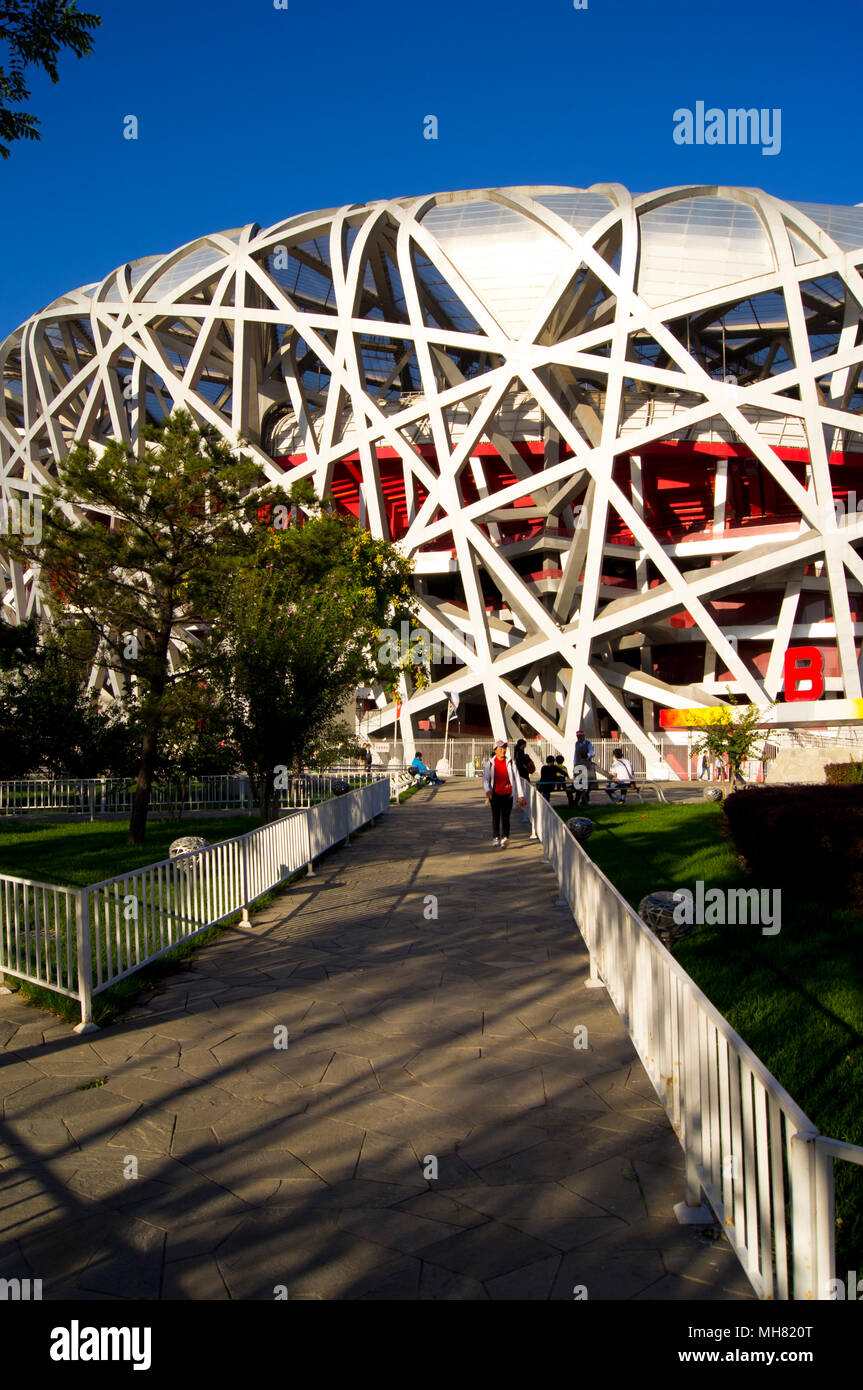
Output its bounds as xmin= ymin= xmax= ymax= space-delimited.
xmin=4 ymin=182 xmax=863 ymax=764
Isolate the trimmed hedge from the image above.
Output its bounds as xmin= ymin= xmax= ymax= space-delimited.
xmin=723 ymin=784 xmax=863 ymax=909
xmin=825 ymin=759 xmax=863 ymax=786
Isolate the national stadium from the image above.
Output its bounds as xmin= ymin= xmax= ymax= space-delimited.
xmin=3 ymin=182 xmax=863 ymax=769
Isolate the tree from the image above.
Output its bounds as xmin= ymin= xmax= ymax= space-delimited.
xmin=0 ymin=617 xmax=135 ymax=776
xmin=695 ymin=701 xmax=770 ymax=798
xmin=145 ymin=675 xmax=238 ymax=821
xmin=0 ymin=1 xmax=100 ymax=158
xmin=305 ymin=719 xmax=363 ymax=771
xmin=10 ymin=411 xmax=263 ymax=842
xmin=202 ymin=488 xmax=416 ymax=822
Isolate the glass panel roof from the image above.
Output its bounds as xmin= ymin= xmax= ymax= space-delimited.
xmin=141 ymin=244 xmax=225 ymax=301
xmin=533 ymin=190 xmax=616 ymax=232
xmin=421 ymin=198 xmax=574 ymax=336
xmin=637 ymin=196 xmax=774 ymax=307
xmin=789 ymin=202 xmax=863 ymax=253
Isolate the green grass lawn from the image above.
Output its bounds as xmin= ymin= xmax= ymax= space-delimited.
xmin=0 ymin=813 xmax=283 ymax=1026
xmin=0 ymin=806 xmax=385 ymax=1028
xmin=559 ymin=798 xmax=863 ymax=1273
xmin=0 ymin=814 xmax=256 ymax=888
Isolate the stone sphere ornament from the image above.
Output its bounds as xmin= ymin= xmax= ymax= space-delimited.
xmin=569 ymin=817 xmax=594 ymax=844
xmin=638 ymin=890 xmax=696 ymax=947
xmin=169 ymin=835 xmax=210 ymax=860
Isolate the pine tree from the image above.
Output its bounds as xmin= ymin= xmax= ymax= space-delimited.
xmin=203 ymin=489 xmax=416 ymax=822
xmin=11 ymin=411 xmax=263 ymax=842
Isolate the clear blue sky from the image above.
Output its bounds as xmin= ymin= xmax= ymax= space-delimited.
xmin=1 ymin=0 xmax=859 ymax=342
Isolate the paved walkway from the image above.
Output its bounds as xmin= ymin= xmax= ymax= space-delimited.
xmin=0 ymin=782 xmax=754 ymax=1300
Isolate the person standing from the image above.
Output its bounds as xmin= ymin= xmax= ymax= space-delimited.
xmin=606 ymin=747 xmax=634 ymax=803
xmin=573 ymin=729 xmax=594 ymax=807
xmin=362 ymin=742 xmax=373 ymax=772
xmin=514 ymin=737 xmax=535 ymax=822
xmin=482 ymin=739 xmax=526 ymax=847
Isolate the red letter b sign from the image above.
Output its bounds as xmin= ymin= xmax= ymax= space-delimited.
xmin=784 ymin=646 xmax=824 ymax=702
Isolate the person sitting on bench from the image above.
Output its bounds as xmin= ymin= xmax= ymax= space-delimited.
xmin=537 ymin=757 xmax=559 ymax=801
xmin=410 ymin=752 xmax=443 ymax=786
xmin=552 ymin=755 xmax=575 ymax=807
xmin=606 ymin=748 xmax=634 ymax=803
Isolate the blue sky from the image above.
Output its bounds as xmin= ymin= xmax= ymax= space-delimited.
xmin=0 ymin=0 xmax=859 ymax=341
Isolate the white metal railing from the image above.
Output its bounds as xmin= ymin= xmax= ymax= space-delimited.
xmin=0 ymin=780 xmax=391 ymax=1027
xmin=327 ymin=766 xmax=413 ymax=796
xmin=528 ymin=787 xmax=863 ymax=1301
xmin=769 ymin=727 xmax=863 ymax=749
xmin=355 ymin=736 xmax=692 ymax=778
xmin=0 ymin=776 xmax=252 ymax=817
xmin=0 ymin=771 xmax=387 ymax=818
xmin=0 ymin=874 xmax=81 ymax=1000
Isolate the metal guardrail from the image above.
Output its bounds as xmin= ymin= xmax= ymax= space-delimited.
xmin=0 ymin=775 xmax=251 ymax=817
xmin=0 ymin=780 xmax=392 ymax=1028
xmin=0 ymin=772 xmax=389 ymax=818
xmin=528 ymin=786 xmax=863 ymax=1301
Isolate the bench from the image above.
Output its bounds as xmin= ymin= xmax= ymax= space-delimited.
xmin=627 ymin=780 xmax=668 ymax=803
xmin=596 ymin=776 xmax=668 ymax=804
xmin=407 ymin=766 xmax=441 ymax=787
xmin=537 ymin=777 xmax=579 ymax=803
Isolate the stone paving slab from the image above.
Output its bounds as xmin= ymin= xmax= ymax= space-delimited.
xmin=0 ymin=780 xmax=755 ymax=1300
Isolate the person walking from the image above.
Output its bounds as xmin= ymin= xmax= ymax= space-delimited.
xmin=605 ymin=747 xmax=634 ymax=803
xmin=573 ymin=729 xmax=594 ymax=807
xmin=514 ymin=737 xmax=536 ymax=822
xmin=482 ymin=739 xmax=526 ymax=847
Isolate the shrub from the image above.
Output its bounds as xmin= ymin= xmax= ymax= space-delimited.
xmin=723 ymin=784 xmax=863 ymax=909
xmin=825 ymin=759 xmax=863 ymax=786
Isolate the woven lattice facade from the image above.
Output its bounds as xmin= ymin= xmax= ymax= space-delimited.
xmin=4 ymin=183 xmax=863 ymax=760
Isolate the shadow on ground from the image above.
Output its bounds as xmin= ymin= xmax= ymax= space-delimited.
xmin=0 ymin=782 xmax=756 ymax=1301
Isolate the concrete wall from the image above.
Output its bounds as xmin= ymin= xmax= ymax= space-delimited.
xmin=765 ymin=744 xmax=861 ymax=784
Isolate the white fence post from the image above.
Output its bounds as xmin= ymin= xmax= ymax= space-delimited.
xmin=789 ymin=1130 xmax=821 ymax=1300
xmin=813 ymin=1138 xmax=835 ymax=1301
xmin=674 ymin=983 xmax=712 ymax=1223
xmin=240 ymin=833 xmax=252 ymax=928
xmin=304 ymin=808 xmax=316 ymax=877
xmin=73 ymin=889 xmax=97 ymax=1034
